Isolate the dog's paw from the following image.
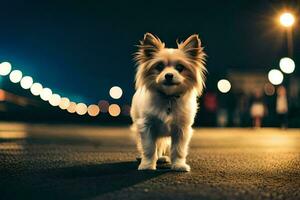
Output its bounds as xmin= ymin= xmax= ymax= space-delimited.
xmin=157 ymin=156 xmax=170 ymax=164
xmin=171 ymin=163 xmax=190 ymax=172
xmin=138 ymin=161 xmax=156 ymax=170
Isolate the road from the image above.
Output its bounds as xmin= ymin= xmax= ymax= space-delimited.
xmin=0 ymin=123 xmax=299 ymax=200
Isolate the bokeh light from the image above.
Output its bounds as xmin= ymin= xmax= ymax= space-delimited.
xmin=0 ymin=62 xmax=12 ymax=76
xmin=40 ymin=88 xmax=52 ymax=101
xmin=87 ymin=104 xmax=100 ymax=116
xmin=279 ymin=12 xmax=295 ymax=27
xmin=279 ymin=57 xmax=295 ymax=74
xmin=20 ymin=76 xmax=33 ymax=89
xmin=264 ymin=83 xmax=275 ymax=96
xmin=9 ymin=70 xmax=23 ymax=83
xmin=49 ymin=94 xmax=61 ymax=106
xmin=67 ymin=102 xmax=77 ymax=113
xmin=268 ymin=69 xmax=284 ymax=85
xmin=76 ymin=103 xmax=88 ymax=115
xmin=30 ymin=83 xmax=43 ymax=96
xmin=109 ymin=86 xmax=123 ymax=99
xmin=59 ymin=97 xmax=70 ymax=110
xmin=217 ymin=79 xmax=231 ymax=93
xmin=108 ymin=104 xmax=121 ymax=117
xmin=98 ymin=100 xmax=109 ymax=113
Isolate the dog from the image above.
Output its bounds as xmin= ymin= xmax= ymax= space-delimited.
xmin=131 ymin=33 xmax=206 ymax=171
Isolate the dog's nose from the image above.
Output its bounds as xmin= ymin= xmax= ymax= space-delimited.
xmin=165 ymin=73 xmax=173 ymax=81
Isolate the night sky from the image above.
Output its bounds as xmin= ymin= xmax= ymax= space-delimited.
xmin=0 ymin=0 xmax=299 ymax=105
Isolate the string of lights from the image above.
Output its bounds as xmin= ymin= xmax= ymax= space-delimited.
xmin=0 ymin=61 xmax=126 ymax=117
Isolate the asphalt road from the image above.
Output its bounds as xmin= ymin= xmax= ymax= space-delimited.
xmin=0 ymin=123 xmax=299 ymax=200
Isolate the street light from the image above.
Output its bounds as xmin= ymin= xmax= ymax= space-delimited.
xmin=279 ymin=12 xmax=295 ymax=27
xmin=268 ymin=69 xmax=284 ymax=85
xmin=217 ymin=79 xmax=231 ymax=93
xmin=279 ymin=57 xmax=295 ymax=74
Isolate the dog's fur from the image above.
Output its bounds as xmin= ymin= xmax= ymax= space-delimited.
xmin=131 ymin=33 xmax=206 ymax=171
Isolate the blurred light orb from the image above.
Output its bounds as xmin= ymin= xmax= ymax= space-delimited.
xmin=264 ymin=83 xmax=275 ymax=96
xmin=9 ymin=70 xmax=23 ymax=83
xmin=279 ymin=12 xmax=295 ymax=27
xmin=30 ymin=83 xmax=43 ymax=96
xmin=88 ymin=104 xmax=100 ymax=117
xmin=0 ymin=62 xmax=12 ymax=76
xmin=108 ymin=104 xmax=121 ymax=117
xmin=59 ymin=97 xmax=70 ymax=110
xmin=67 ymin=102 xmax=77 ymax=113
xmin=49 ymin=94 xmax=61 ymax=106
xmin=20 ymin=76 xmax=33 ymax=89
xmin=76 ymin=103 xmax=88 ymax=115
xmin=40 ymin=88 xmax=52 ymax=101
xmin=98 ymin=100 xmax=109 ymax=113
xmin=279 ymin=57 xmax=295 ymax=74
xmin=109 ymin=86 xmax=123 ymax=99
xmin=268 ymin=69 xmax=284 ymax=85
xmin=217 ymin=79 xmax=231 ymax=93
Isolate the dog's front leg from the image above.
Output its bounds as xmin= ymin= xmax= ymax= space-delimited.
xmin=138 ymin=125 xmax=158 ymax=170
xmin=171 ymin=126 xmax=192 ymax=172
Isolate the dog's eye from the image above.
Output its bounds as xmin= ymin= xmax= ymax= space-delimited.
xmin=155 ymin=62 xmax=165 ymax=72
xmin=175 ymin=64 xmax=185 ymax=72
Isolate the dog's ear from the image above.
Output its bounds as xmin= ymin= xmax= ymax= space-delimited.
xmin=178 ymin=34 xmax=203 ymax=60
xmin=134 ymin=33 xmax=164 ymax=64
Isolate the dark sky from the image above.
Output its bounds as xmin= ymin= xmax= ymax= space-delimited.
xmin=0 ymin=0 xmax=299 ymax=104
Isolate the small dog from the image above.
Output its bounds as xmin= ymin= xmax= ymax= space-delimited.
xmin=131 ymin=33 xmax=206 ymax=171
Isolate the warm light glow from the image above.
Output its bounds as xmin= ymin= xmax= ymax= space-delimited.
xmin=279 ymin=57 xmax=295 ymax=74
xmin=217 ymin=79 xmax=231 ymax=93
xmin=109 ymin=86 xmax=123 ymax=99
xmin=67 ymin=102 xmax=76 ymax=113
xmin=9 ymin=70 xmax=23 ymax=83
xmin=59 ymin=97 xmax=70 ymax=110
xmin=20 ymin=76 xmax=33 ymax=89
xmin=40 ymin=88 xmax=52 ymax=101
xmin=279 ymin=12 xmax=295 ymax=27
xmin=0 ymin=62 xmax=12 ymax=76
xmin=0 ymin=89 xmax=6 ymax=101
xmin=268 ymin=69 xmax=284 ymax=85
xmin=30 ymin=83 xmax=43 ymax=96
xmin=76 ymin=103 xmax=88 ymax=115
xmin=108 ymin=104 xmax=121 ymax=117
xmin=264 ymin=83 xmax=275 ymax=96
xmin=87 ymin=104 xmax=100 ymax=116
xmin=49 ymin=94 xmax=61 ymax=106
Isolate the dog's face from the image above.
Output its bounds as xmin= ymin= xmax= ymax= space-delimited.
xmin=134 ymin=33 xmax=206 ymax=96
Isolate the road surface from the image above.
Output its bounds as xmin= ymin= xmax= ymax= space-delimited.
xmin=0 ymin=123 xmax=299 ymax=200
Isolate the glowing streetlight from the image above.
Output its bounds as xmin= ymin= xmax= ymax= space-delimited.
xmin=279 ymin=57 xmax=295 ymax=74
xmin=87 ymin=104 xmax=100 ymax=116
xmin=0 ymin=62 xmax=12 ymax=76
xmin=279 ymin=12 xmax=295 ymax=27
xmin=108 ymin=104 xmax=121 ymax=117
xmin=9 ymin=70 xmax=23 ymax=83
xmin=30 ymin=83 xmax=43 ymax=96
xmin=40 ymin=88 xmax=52 ymax=101
xmin=67 ymin=102 xmax=76 ymax=113
xmin=109 ymin=86 xmax=123 ymax=99
xmin=75 ymin=103 xmax=88 ymax=115
xmin=268 ymin=69 xmax=284 ymax=85
xmin=49 ymin=94 xmax=61 ymax=106
xmin=20 ymin=76 xmax=33 ymax=89
xmin=217 ymin=79 xmax=231 ymax=93
xmin=59 ymin=97 xmax=70 ymax=110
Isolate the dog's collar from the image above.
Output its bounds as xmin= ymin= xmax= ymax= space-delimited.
xmin=157 ymin=91 xmax=181 ymax=115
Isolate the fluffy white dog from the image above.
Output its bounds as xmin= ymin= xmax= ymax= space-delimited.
xmin=131 ymin=33 xmax=206 ymax=172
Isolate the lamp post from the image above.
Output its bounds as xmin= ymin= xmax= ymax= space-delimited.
xmin=279 ymin=12 xmax=295 ymax=56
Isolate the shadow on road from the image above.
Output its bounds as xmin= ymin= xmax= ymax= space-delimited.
xmin=2 ymin=161 xmax=167 ymax=200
